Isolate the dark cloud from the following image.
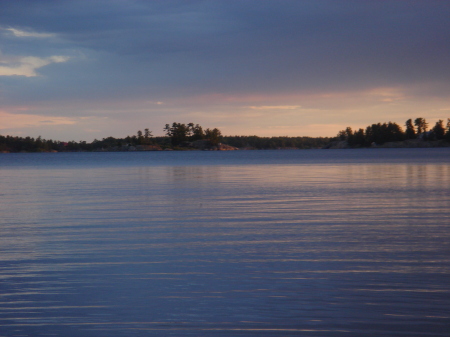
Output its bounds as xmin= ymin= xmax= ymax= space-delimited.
xmin=2 ymin=0 xmax=449 ymax=96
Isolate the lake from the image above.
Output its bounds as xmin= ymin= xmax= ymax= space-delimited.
xmin=1 ymin=149 xmax=449 ymax=336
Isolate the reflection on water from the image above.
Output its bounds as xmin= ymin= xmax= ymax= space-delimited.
xmin=0 ymin=150 xmax=449 ymax=336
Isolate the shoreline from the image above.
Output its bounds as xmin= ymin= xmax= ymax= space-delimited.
xmin=2 ymin=141 xmax=450 ymax=153
xmin=324 ymin=139 xmax=450 ymax=149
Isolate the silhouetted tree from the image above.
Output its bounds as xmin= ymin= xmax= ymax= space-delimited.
xmin=337 ymin=129 xmax=347 ymax=141
xmin=189 ymin=123 xmax=205 ymax=141
xmin=414 ymin=118 xmax=428 ymax=134
xmin=144 ymin=128 xmax=153 ymax=144
xmin=349 ymin=128 xmax=366 ymax=147
xmin=205 ymin=128 xmax=222 ymax=146
xmin=336 ymin=127 xmax=353 ymax=142
xmin=386 ymin=122 xmax=405 ymax=142
xmin=432 ymin=120 xmax=445 ymax=140
xmin=405 ymin=119 xmax=416 ymax=139
xmin=136 ymin=130 xmax=143 ymax=144
xmin=363 ymin=122 xmax=404 ymax=145
xmin=345 ymin=127 xmax=353 ymax=139
xmin=164 ymin=123 xmax=190 ymax=146
xmin=444 ymin=119 xmax=450 ymax=142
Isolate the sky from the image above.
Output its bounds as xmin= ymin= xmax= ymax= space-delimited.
xmin=1 ymin=0 xmax=450 ymax=141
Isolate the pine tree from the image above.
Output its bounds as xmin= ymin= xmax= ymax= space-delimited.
xmin=414 ymin=118 xmax=428 ymax=134
xmin=432 ymin=120 xmax=445 ymax=140
xmin=405 ymin=119 xmax=416 ymax=139
xmin=445 ymin=119 xmax=450 ymax=142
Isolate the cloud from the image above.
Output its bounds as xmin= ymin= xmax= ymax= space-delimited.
xmin=250 ymin=105 xmax=301 ymax=110
xmin=0 ymin=54 xmax=70 ymax=77
xmin=0 ymin=110 xmax=76 ymax=129
xmin=365 ymin=87 xmax=407 ymax=103
xmin=4 ymin=27 xmax=55 ymax=38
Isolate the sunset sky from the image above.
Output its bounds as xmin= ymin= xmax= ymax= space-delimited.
xmin=1 ymin=0 xmax=450 ymax=141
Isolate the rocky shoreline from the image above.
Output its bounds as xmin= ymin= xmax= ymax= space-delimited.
xmin=91 ymin=141 xmax=239 ymax=152
xmin=3 ymin=139 xmax=449 ymax=153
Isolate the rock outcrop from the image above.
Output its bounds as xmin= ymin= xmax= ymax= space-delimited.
xmin=189 ymin=140 xmax=238 ymax=150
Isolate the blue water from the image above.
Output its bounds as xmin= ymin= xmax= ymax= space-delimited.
xmin=2 ymin=147 xmax=449 ymax=167
xmin=1 ymin=149 xmax=449 ymax=336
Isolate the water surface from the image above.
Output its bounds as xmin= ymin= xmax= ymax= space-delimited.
xmin=1 ymin=149 xmax=449 ymax=336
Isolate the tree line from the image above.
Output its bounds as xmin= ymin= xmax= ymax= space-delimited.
xmin=0 ymin=122 xmax=220 ymax=152
xmin=336 ymin=118 xmax=450 ymax=147
xmin=163 ymin=123 xmax=330 ymax=149
xmin=163 ymin=122 xmax=222 ymax=146
xmin=1 ymin=118 xmax=448 ymax=153
xmin=0 ymin=121 xmax=332 ymax=152
xmin=222 ymin=136 xmax=330 ymax=149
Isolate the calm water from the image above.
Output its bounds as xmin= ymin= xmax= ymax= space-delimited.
xmin=1 ymin=149 xmax=449 ymax=336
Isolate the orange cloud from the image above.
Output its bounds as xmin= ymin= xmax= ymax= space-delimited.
xmin=249 ymin=105 xmax=301 ymax=110
xmin=0 ymin=110 xmax=76 ymax=129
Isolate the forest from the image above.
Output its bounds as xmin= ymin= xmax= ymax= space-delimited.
xmin=0 ymin=122 xmax=330 ymax=152
xmin=334 ymin=118 xmax=450 ymax=147
xmin=0 ymin=118 xmax=449 ymax=153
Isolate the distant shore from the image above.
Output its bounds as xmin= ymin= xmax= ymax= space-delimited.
xmin=2 ymin=139 xmax=450 ymax=153
xmin=2 ymin=116 xmax=450 ymax=153
xmin=325 ymin=139 xmax=450 ymax=149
